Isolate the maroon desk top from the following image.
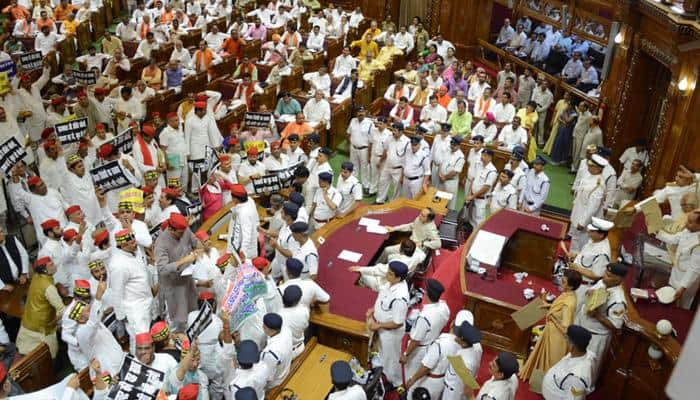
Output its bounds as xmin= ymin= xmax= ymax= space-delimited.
xmin=316 ymin=208 xmax=421 ymax=321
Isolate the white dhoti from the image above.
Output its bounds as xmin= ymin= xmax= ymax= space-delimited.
xmin=377 ymin=166 xmax=402 ymax=203
xmin=349 ymin=145 xmax=370 ymax=189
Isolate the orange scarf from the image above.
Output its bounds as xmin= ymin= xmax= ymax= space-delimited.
xmin=393 ymin=86 xmax=404 ymax=100
xmin=398 ymin=105 xmax=411 ymax=120
xmin=139 ymin=23 xmax=150 ymax=40
xmin=476 ymin=97 xmax=493 ymax=117
xmin=162 ymin=11 xmax=173 ymax=24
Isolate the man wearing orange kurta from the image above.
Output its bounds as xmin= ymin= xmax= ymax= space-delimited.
xmin=2 ymin=0 xmax=30 ymax=21
xmin=193 ymin=40 xmax=221 ymax=78
xmin=280 ymin=112 xmax=314 ymax=149
xmin=53 ymin=0 xmax=76 ymax=21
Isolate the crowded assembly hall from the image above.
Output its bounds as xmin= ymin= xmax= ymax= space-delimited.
xmin=0 ymin=0 xmax=699 ymax=399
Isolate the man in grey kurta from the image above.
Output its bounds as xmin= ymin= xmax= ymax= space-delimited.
xmin=154 ymin=212 xmax=202 ymax=331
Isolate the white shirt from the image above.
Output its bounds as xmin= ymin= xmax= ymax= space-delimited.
xmin=336 ymin=175 xmax=363 ymax=215
xmin=160 ymin=125 xmax=189 ymax=167
xmin=237 ymin=160 xmax=266 ymax=194
xmin=384 ymin=134 xmax=410 ymax=168
xmin=278 ymin=305 xmax=309 ymax=351
xmin=471 ymin=121 xmax=498 ymax=144
xmin=444 ymin=343 xmax=483 ymax=395
xmin=542 ymin=353 xmax=593 ymax=400
xmin=279 ymin=277 xmax=330 ymax=309
xmin=420 ymin=104 xmax=448 ymax=125
xmin=260 ymin=329 xmax=294 ymax=387
xmin=292 ymin=239 xmax=319 ymax=277
xmin=205 ymin=31 xmax=228 ymax=50
xmin=393 ymin=32 xmax=414 ymax=53
xmin=618 ymin=146 xmax=649 ymax=170
xmin=306 ymin=32 xmax=325 ymax=51
xmin=312 ymin=186 xmax=342 ymax=220
xmin=470 ymin=161 xmax=498 ymax=196
xmin=467 ymin=81 xmax=490 ymax=102
xmin=370 ymin=127 xmax=391 ymax=157
xmin=426 ymin=39 xmax=454 ymax=58
xmin=372 ymin=281 xmax=409 ymax=325
xmin=492 ymin=102 xmax=516 ymax=124
xmin=263 ymin=153 xmax=290 ymax=172
xmin=489 ymin=182 xmax=518 ymax=212
xmin=497 ymin=124 xmax=528 ymax=150
xmin=303 ymin=98 xmax=331 ymax=129
xmin=389 ymin=105 xmax=414 ymax=127
xmin=519 ymin=170 xmax=551 ymax=212
xmin=227 ymin=199 xmax=260 ymax=259
xmin=331 ymin=54 xmax=357 ymax=78
xmin=0 ymin=237 xmax=30 ymax=290
xmin=347 ymin=117 xmax=374 ymax=148
xmin=403 ymin=148 xmax=430 ymax=179
xmin=34 ymin=31 xmax=63 ymax=55
xmin=476 ymin=375 xmax=518 ymax=400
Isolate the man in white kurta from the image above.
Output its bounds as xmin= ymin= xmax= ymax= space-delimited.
xmin=24 ymin=177 xmax=68 ymax=244
xmin=38 ymin=140 xmax=68 ymax=191
xmin=112 ymin=86 xmax=144 ymax=132
xmin=568 ymin=155 xmax=606 ymax=252
xmin=655 ymin=210 xmax=700 ymax=309
xmin=303 ymin=90 xmax=331 ymax=129
xmin=62 ymin=155 xmax=101 ymax=225
xmin=419 ymin=96 xmax=448 ymax=133
xmin=12 ymin=67 xmax=51 ymax=143
xmin=184 ymin=102 xmax=224 ymax=160
xmin=226 ymin=184 xmax=260 ymax=260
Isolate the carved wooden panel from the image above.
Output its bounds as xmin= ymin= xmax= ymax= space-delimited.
xmin=466 ymin=296 xmax=531 ymax=357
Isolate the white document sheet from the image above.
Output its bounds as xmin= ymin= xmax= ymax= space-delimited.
xmin=366 ymin=225 xmax=388 ymax=235
xmin=180 ymin=263 xmax=195 ymax=276
xmin=338 ymin=250 xmax=363 ymax=262
xmin=468 ymin=230 xmax=507 ymax=266
xmin=358 ymin=217 xmax=381 ymax=226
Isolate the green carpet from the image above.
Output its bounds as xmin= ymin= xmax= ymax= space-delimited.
xmin=330 ymin=143 xmax=573 ymax=211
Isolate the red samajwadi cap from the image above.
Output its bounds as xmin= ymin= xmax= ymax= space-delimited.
xmin=194 ymin=101 xmax=207 ymax=109
xmin=63 ymin=228 xmax=78 ymax=241
xmin=252 ymin=256 xmax=269 ymax=271
xmin=216 ymin=253 xmax=231 ymax=269
xmin=65 ymin=205 xmax=82 ymax=216
xmin=41 ymin=127 xmax=55 ymax=139
xmin=94 ymin=230 xmax=109 ymax=246
xmin=135 ymin=332 xmax=153 ymax=346
xmin=27 ymin=176 xmax=42 ymax=187
xmin=142 ymin=124 xmax=156 ymax=137
xmin=198 ymin=291 xmax=214 ymax=300
xmin=230 ymin=184 xmax=246 ymax=198
xmin=195 ymin=230 xmax=209 ymax=242
xmin=33 ymin=256 xmax=52 ymax=269
xmin=51 ymin=96 xmax=65 ymax=106
xmin=162 ymin=187 xmax=179 ymax=198
xmin=168 ymin=212 xmax=188 ymax=230
xmin=40 ymin=218 xmax=60 ymax=230
xmin=150 ymin=320 xmax=170 ymax=342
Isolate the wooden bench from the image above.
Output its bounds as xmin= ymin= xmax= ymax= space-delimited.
xmin=266 ymin=337 xmax=319 ymax=400
xmin=9 ymin=343 xmax=57 ymax=393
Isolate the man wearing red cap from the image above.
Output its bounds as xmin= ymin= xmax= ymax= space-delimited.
xmin=63 ymin=154 xmax=101 ymax=225
xmin=226 ymin=184 xmax=260 ymax=260
xmin=191 ymin=230 xmax=221 ymax=290
xmin=113 ymin=86 xmax=145 ymax=132
xmin=16 ymin=256 xmax=65 ymax=358
xmin=74 ymin=278 xmax=124 ymax=376
xmin=37 ymin=218 xmax=70 ymax=295
xmin=109 ymin=229 xmax=154 ymax=352
xmin=20 ymin=175 xmax=67 ymax=244
xmin=184 ymin=97 xmax=223 ymax=179
xmin=166 ymin=340 xmax=210 ymax=397
xmin=154 ymin=213 xmax=201 ymax=331
xmin=46 ymin=95 xmax=69 ymax=128
xmin=237 ymin=147 xmax=266 ymax=195
xmin=185 ymin=291 xmax=224 ymax=396
xmin=62 ymin=278 xmax=92 ymax=371
xmin=134 ymin=332 xmax=178 ymax=378
xmin=158 ymin=188 xmax=181 ymax=224
xmin=160 ymin=112 xmax=189 ymax=189
xmin=134 ymin=124 xmax=165 ymax=180
xmin=37 ymin=139 xmax=68 ymax=191
xmin=9 ymin=63 xmax=51 ymax=144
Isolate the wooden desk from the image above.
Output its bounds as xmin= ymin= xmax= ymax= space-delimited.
xmin=0 ymin=283 xmax=28 ymax=319
xmin=270 ymin=339 xmax=352 ymax=400
xmin=459 ymin=209 xmax=566 ymax=357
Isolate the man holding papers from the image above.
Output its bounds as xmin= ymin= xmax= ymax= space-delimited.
xmin=379 ymin=208 xmax=441 ymax=262
xmin=654 ymin=209 xmax=700 ymax=309
xmin=575 ymin=262 xmax=629 ymax=388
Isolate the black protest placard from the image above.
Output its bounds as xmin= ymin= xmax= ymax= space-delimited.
xmin=244 ymin=112 xmax=272 ymax=128
xmin=107 ymin=354 xmax=165 ymax=400
xmin=0 ymin=137 xmax=27 ymax=178
xmin=186 ymin=301 xmax=213 ymax=343
xmin=267 ymin=161 xmax=301 ymax=189
xmin=252 ymin=174 xmax=281 ymax=194
xmin=149 ymin=225 xmax=162 ymax=242
xmin=186 ymin=200 xmax=203 ymax=223
xmin=55 ymin=117 xmax=89 ymax=145
xmin=19 ymin=51 xmax=43 ymax=71
xmin=107 ymin=129 xmax=134 ymax=155
xmin=91 ymin=160 xmax=132 ymax=193
xmin=188 ymin=145 xmax=218 ymax=174
xmin=72 ymin=69 xmax=97 ymax=85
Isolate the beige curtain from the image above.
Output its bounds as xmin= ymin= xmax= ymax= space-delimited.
xmin=400 ymin=0 xmax=430 ymax=28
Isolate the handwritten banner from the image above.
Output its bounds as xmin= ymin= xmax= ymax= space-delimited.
xmin=0 ymin=137 xmax=27 ymax=177
xmin=244 ymin=111 xmax=272 ymax=128
xmin=220 ymin=263 xmax=268 ymax=330
xmin=19 ymin=51 xmax=42 ymax=71
xmin=107 ymin=354 xmax=164 ymax=400
xmin=55 ymin=117 xmax=88 ymax=145
xmin=252 ymin=174 xmax=281 ymax=194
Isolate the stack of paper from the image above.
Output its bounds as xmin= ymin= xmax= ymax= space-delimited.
xmin=635 ymin=197 xmax=664 ymax=234
xmin=358 ymin=217 xmax=381 ymax=227
xmin=468 ymin=230 xmax=508 ymax=266
xmin=338 ymin=250 xmax=363 ymax=263
xmin=586 ymin=287 xmax=608 ymax=313
xmin=366 ymin=225 xmax=388 ymax=235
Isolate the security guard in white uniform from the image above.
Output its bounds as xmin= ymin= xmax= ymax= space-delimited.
xmin=376 ymin=123 xmax=410 ymax=204
xmin=328 ymin=360 xmax=368 ymax=399
xmin=567 ymin=217 xmax=613 ymax=314
xmin=310 ymin=171 xmax=342 ymax=232
xmin=439 ymin=134 xmax=466 ymax=210
xmin=402 ymin=279 xmax=451 ymax=379
xmin=430 ymin=123 xmax=453 ymax=187
xmin=289 ymin=222 xmax=319 ymax=279
xmin=402 ymin=136 xmax=431 ymax=199
xmin=518 ymin=155 xmax=550 ymax=215
xmin=568 ymin=154 xmax=606 ymax=252
xmin=367 ymin=260 xmax=410 ymax=388
xmin=368 ymin=117 xmax=391 ymax=196
xmin=259 ymin=313 xmax=293 ymax=390
xmin=488 ymin=169 xmax=518 ymax=215
xmin=226 ymin=340 xmax=266 ymax=399
xmin=655 ymin=209 xmax=700 ymax=309
xmin=346 ymin=106 xmax=374 ymax=190
xmin=471 ymin=351 xmax=519 ymax=400
xmin=542 ymin=325 xmax=593 ymax=400
xmin=575 ymin=263 xmax=628 ymax=388
xmin=466 ymin=148 xmax=498 ymax=228
xmin=336 ymin=162 xmax=364 ymax=217
xmin=443 ymin=321 xmax=484 ymax=400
